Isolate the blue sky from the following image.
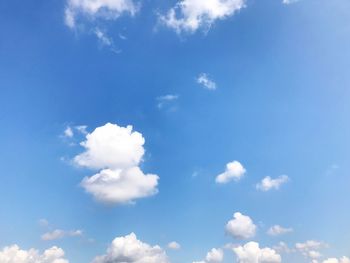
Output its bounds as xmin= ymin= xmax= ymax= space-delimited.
xmin=0 ymin=0 xmax=350 ymax=262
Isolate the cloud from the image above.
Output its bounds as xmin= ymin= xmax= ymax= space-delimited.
xmin=233 ymin=242 xmax=281 ymax=263
xmin=267 ymin=225 xmax=293 ymax=236
xmin=282 ymin=0 xmax=300 ymax=4
xmin=156 ymin=94 xmax=179 ymax=109
xmin=74 ymin=123 xmax=159 ymax=205
xmin=159 ymin=0 xmax=245 ymax=34
xmin=323 ymin=257 xmax=350 ymax=263
xmin=197 ymin=73 xmax=217 ymax=90
xmin=167 ymin=241 xmax=181 ymax=250
xmin=273 ymin=242 xmax=294 ymax=254
xmin=0 ymin=245 xmax=69 ymax=263
xmin=295 ymin=240 xmax=328 ymax=260
xmin=41 ymin=229 xmax=83 ymax=241
xmin=225 ymin=212 xmax=256 ymax=239
xmin=64 ymin=0 xmax=139 ymax=29
xmin=63 ymin=126 xmax=74 ymax=138
xmin=92 ymin=233 xmax=169 ymax=263
xmin=256 ymin=175 xmax=289 ymax=191
xmin=215 ymin=161 xmax=246 ymax=184
xmin=193 ymin=248 xmax=224 ymax=263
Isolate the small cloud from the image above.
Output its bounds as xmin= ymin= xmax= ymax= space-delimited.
xmin=63 ymin=126 xmax=74 ymax=138
xmin=156 ymin=94 xmax=179 ymax=109
xmin=256 ymin=175 xmax=289 ymax=191
xmin=267 ymin=225 xmax=293 ymax=236
xmin=75 ymin=125 xmax=88 ymax=135
xmin=283 ymin=0 xmax=300 ymax=4
xmin=41 ymin=229 xmax=83 ymax=241
xmin=94 ymin=28 xmax=121 ymax=53
xmin=225 ymin=212 xmax=256 ymax=239
xmin=38 ymin=219 xmax=49 ymax=227
xmin=215 ymin=161 xmax=246 ymax=184
xmin=197 ymin=73 xmax=217 ymax=90
xmin=168 ymin=241 xmax=181 ymax=250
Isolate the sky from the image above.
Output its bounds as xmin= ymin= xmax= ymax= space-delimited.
xmin=0 ymin=0 xmax=350 ymax=262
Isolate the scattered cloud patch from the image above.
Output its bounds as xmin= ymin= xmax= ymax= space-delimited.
xmin=64 ymin=0 xmax=139 ymax=29
xmin=216 ymin=161 xmax=246 ymax=184
xmin=74 ymin=123 xmax=159 ymax=205
xmin=41 ymin=229 xmax=83 ymax=241
xmin=233 ymin=242 xmax=281 ymax=263
xmin=295 ymin=240 xmax=328 ymax=260
xmin=282 ymin=0 xmax=300 ymax=4
xmin=64 ymin=126 xmax=74 ymax=138
xmin=193 ymin=248 xmax=224 ymax=263
xmin=92 ymin=233 xmax=169 ymax=263
xmin=0 ymin=245 xmax=69 ymax=263
xmin=256 ymin=175 xmax=289 ymax=191
xmin=323 ymin=257 xmax=350 ymax=263
xmin=167 ymin=241 xmax=181 ymax=250
xmin=160 ymin=0 xmax=246 ymax=34
xmin=226 ymin=212 xmax=256 ymax=239
xmin=267 ymin=225 xmax=293 ymax=236
xmin=156 ymin=94 xmax=179 ymax=109
xmin=197 ymin=73 xmax=217 ymax=90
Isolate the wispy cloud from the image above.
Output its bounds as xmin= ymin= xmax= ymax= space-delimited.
xmin=197 ymin=73 xmax=217 ymax=90
xmin=156 ymin=94 xmax=179 ymax=109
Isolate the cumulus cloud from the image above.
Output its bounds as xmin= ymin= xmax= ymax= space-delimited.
xmin=323 ymin=257 xmax=350 ymax=263
xmin=256 ymin=175 xmax=289 ymax=191
xmin=193 ymin=248 xmax=224 ymax=263
xmin=216 ymin=161 xmax=246 ymax=184
xmin=225 ymin=212 xmax=256 ymax=239
xmin=92 ymin=233 xmax=169 ymax=263
xmin=160 ymin=0 xmax=245 ymax=34
xmin=295 ymin=240 xmax=328 ymax=260
xmin=156 ymin=94 xmax=179 ymax=109
xmin=197 ymin=73 xmax=217 ymax=90
xmin=167 ymin=241 xmax=181 ymax=250
xmin=74 ymin=123 xmax=159 ymax=204
xmin=41 ymin=229 xmax=83 ymax=241
xmin=267 ymin=225 xmax=293 ymax=236
xmin=64 ymin=0 xmax=139 ymax=29
xmin=233 ymin=242 xmax=281 ymax=263
xmin=0 ymin=245 xmax=69 ymax=263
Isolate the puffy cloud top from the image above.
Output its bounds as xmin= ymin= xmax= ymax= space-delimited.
xmin=226 ymin=212 xmax=256 ymax=239
xmin=233 ymin=242 xmax=281 ymax=263
xmin=215 ymin=161 xmax=246 ymax=184
xmin=0 ymin=245 xmax=68 ymax=263
xmin=92 ymin=233 xmax=169 ymax=263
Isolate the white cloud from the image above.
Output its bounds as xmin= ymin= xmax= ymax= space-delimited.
xmin=256 ymin=175 xmax=289 ymax=191
xmin=64 ymin=0 xmax=139 ymax=29
xmin=92 ymin=233 xmax=169 ymax=263
xmin=233 ymin=242 xmax=281 ymax=263
xmin=41 ymin=229 xmax=83 ymax=241
xmin=81 ymin=167 xmax=159 ymax=204
xmin=0 ymin=245 xmax=69 ymax=263
xmin=156 ymin=94 xmax=179 ymax=109
xmin=273 ymin=242 xmax=294 ymax=254
xmin=193 ymin=248 xmax=224 ymax=263
xmin=167 ymin=241 xmax=181 ymax=250
xmin=215 ymin=161 xmax=246 ymax=184
xmin=74 ymin=123 xmax=159 ymax=204
xmin=160 ymin=0 xmax=245 ymax=34
xmin=197 ymin=73 xmax=217 ymax=90
xmin=226 ymin=212 xmax=256 ymax=239
xmin=323 ymin=257 xmax=350 ymax=263
xmin=64 ymin=126 xmax=74 ymax=138
xmin=38 ymin=218 xmax=49 ymax=227
xmin=267 ymin=225 xmax=293 ymax=236
xmin=282 ymin=0 xmax=300 ymax=5
xmin=295 ymin=240 xmax=328 ymax=260
xmin=206 ymin=248 xmax=224 ymax=263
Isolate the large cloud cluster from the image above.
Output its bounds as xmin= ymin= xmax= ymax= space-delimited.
xmin=233 ymin=242 xmax=281 ymax=263
xmin=0 ymin=245 xmax=68 ymax=263
xmin=75 ymin=123 xmax=159 ymax=204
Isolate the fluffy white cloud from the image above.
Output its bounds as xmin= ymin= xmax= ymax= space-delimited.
xmin=256 ymin=175 xmax=289 ymax=191
xmin=160 ymin=0 xmax=245 ymax=34
xmin=215 ymin=161 xmax=246 ymax=184
xmin=92 ymin=233 xmax=169 ymax=263
xmin=41 ymin=229 xmax=83 ymax=241
xmin=206 ymin=248 xmax=224 ymax=263
xmin=233 ymin=242 xmax=281 ymax=263
xmin=197 ymin=73 xmax=217 ymax=90
xmin=323 ymin=257 xmax=350 ymax=263
xmin=226 ymin=212 xmax=256 ymax=239
xmin=64 ymin=0 xmax=139 ymax=29
xmin=267 ymin=225 xmax=293 ymax=236
xmin=167 ymin=241 xmax=181 ymax=250
xmin=0 ymin=245 xmax=69 ymax=263
xmin=295 ymin=240 xmax=327 ymax=260
xmin=74 ymin=123 xmax=159 ymax=204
